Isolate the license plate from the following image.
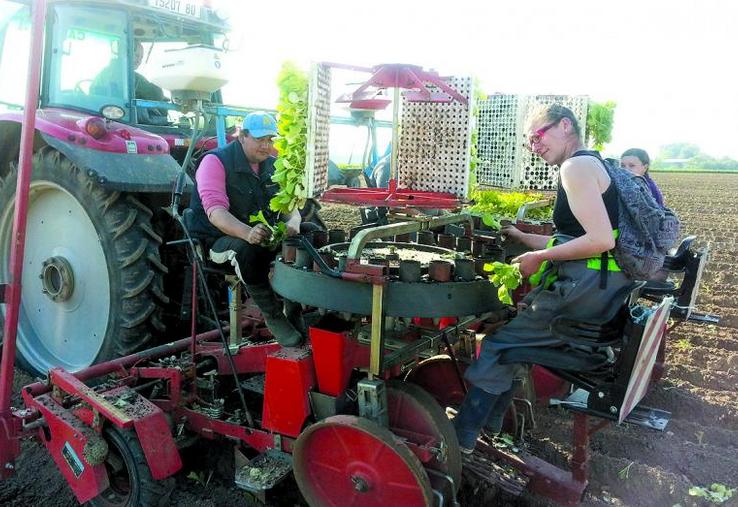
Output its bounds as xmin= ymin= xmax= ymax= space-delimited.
xmin=148 ymin=0 xmax=202 ymax=18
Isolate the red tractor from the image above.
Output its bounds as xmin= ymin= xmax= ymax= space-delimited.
xmin=0 ymin=0 xmax=247 ymax=376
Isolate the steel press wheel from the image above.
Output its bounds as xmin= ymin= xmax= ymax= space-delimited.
xmin=293 ymin=414 xmax=434 ymax=507
xmin=0 ymin=148 xmax=167 ymax=375
xmin=386 ymin=380 xmax=463 ymax=493
xmin=89 ymin=427 xmax=173 ymax=507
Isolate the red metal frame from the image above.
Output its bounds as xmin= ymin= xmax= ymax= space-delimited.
xmin=0 ymin=0 xmax=47 ymax=476
xmin=476 ymin=412 xmax=604 ymax=506
xmin=321 ymin=172 xmax=464 ymax=210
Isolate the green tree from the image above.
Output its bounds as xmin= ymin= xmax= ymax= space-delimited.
xmin=585 ymin=100 xmax=616 ymax=151
xmin=659 ymin=142 xmax=700 ymax=159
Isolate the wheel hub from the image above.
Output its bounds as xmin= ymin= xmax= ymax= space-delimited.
xmin=351 ymin=475 xmax=369 ymax=493
xmin=40 ymin=256 xmax=74 ymax=302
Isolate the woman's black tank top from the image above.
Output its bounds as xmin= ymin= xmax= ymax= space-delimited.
xmin=552 ymin=151 xmax=619 ymax=237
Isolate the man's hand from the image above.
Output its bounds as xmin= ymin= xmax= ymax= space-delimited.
xmin=512 ymin=250 xmax=545 ymax=278
xmin=245 ymin=223 xmax=271 ymax=245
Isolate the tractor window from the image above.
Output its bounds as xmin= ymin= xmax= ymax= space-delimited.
xmin=0 ymin=2 xmax=30 ymax=111
xmin=47 ymin=5 xmax=129 ymax=120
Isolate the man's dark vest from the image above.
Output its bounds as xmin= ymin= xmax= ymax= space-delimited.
xmin=187 ymin=140 xmax=280 ymax=244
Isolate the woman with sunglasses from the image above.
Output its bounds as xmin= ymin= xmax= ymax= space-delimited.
xmin=620 ymin=148 xmax=664 ymax=207
xmin=454 ymin=104 xmax=632 ymax=453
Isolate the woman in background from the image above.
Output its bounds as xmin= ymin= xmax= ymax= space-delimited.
xmin=620 ymin=148 xmax=664 ymax=206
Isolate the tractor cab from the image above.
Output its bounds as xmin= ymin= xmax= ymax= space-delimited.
xmin=0 ymin=0 xmax=244 ymax=378
xmin=0 ymin=0 xmax=232 ymax=159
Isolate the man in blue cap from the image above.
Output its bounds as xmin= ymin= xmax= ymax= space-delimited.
xmin=187 ymin=111 xmax=304 ymax=347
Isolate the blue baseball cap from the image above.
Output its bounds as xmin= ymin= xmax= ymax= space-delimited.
xmin=242 ymin=111 xmax=278 ymax=138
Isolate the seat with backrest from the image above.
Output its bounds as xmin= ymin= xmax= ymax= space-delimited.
xmin=640 ymin=235 xmax=714 ymax=322
xmin=178 ymin=208 xmax=243 ymax=339
xmin=498 ymin=281 xmax=672 ymax=422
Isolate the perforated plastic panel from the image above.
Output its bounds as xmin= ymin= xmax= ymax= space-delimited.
xmin=306 ymin=67 xmax=473 ymax=199
xmin=305 ymin=63 xmax=331 ymax=198
xmin=397 ymin=77 xmax=474 ymax=197
xmin=476 ymin=94 xmax=524 ymax=188
xmin=477 ymin=94 xmax=588 ymax=190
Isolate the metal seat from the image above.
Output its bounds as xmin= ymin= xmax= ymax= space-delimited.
xmin=499 ymin=281 xmax=645 ymax=374
xmin=640 ymin=236 xmax=717 ymax=323
xmin=177 ymin=208 xmax=243 ymax=339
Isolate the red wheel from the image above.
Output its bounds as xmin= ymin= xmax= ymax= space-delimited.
xmin=294 ymin=415 xmax=433 ymax=507
xmin=386 ymin=380 xmax=462 ymax=492
xmin=530 ymin=365 xmax=569 ymax=405
xmin=406 ymin=355 xmax=519 ymax=436
xmin=405 ymin=355 xmax=468 ymax=407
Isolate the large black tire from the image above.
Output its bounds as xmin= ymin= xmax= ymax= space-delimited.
xmin=89 ymin=426 xmax=174 ymax=507
xmin=0 ymin=147 xmax=168 ymax=375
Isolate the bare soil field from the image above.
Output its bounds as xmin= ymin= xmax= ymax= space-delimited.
xmin=1 ymin=173 xmax=737 ymax=506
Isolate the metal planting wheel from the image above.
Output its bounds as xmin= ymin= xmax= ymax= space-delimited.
xmin=385 ymin=380 xmax=462 ymax=493
xmin=293 ymin=415 xmax=434 ymax=507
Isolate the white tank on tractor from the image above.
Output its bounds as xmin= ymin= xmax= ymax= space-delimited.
xmin=149 ymin=44 xmax=229 ymax=101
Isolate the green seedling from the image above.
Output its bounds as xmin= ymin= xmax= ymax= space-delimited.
xmin=617 ymin=461 xmax=634 ymax=480
xmin=187 ymin=470 xmax=213 ymax=487
xmin=249 ymin=211 xmax=287 ymax=249
xmin=673 ymin=337 xmax=692 ymax=352
xmin=484 ymin=261 xmax=522 ymax=305
xmin=688 ymin=483 xmax=735 ymax=504
xmin=467 ymin=189 xmax=552 ymax=221
xmin=271 ymin=61 xmax=309 ymax=214
xmin=481 ymin=213 xmax=502 ymax=231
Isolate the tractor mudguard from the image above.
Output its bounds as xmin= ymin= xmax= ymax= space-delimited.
xmin=41 ymin=132 xmax=192 ymax=193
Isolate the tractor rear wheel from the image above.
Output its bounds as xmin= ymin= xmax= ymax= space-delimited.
xmin=89 ymin=426 xmax=173 ymax=507
xmin=0 ymin=147 xmax=168 ymax=375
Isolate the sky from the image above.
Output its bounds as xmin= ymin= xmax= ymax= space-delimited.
xmin=218 ymin=0 xmax=738 ymax=161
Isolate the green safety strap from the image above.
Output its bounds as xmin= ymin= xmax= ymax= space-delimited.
xmin=586 ymin=255 xmax=622 ymax=272
xmin=530 ymin=230 xmax=623 ymax=290
xmin=587 ymin=230 xmax=622 ymax=289
xmin=529 ymin=237 xmax=557 ymax=289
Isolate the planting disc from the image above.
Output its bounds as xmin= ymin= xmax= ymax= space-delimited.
xmin=293 ymin=415 xmax=433 ymax=507
xmin=385 ymin=380 xmax=463 ymax=492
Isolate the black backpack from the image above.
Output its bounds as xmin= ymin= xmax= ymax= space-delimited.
xmin=585 ymin=151 xmax=681 ymax=280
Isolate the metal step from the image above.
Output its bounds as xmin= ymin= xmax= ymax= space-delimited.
xmin=240 ymin=374 xmax=266 ymax=395
xmin=234 ymin=450 xmax=293 ymax=492
xmin=551 ymin=388 xmax=671 ymax=431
